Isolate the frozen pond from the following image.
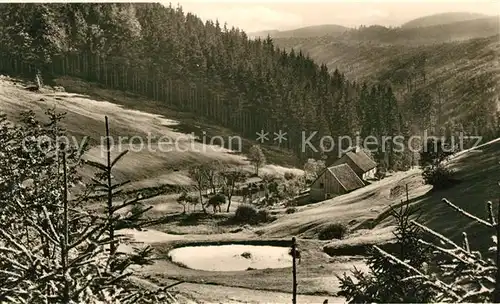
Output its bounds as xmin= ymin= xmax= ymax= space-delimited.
xmin=168 ymin=244 xmax=293 ymax=271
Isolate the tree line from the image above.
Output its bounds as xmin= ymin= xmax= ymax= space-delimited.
xmin=0 ymin=2 xmax=418 ymax=170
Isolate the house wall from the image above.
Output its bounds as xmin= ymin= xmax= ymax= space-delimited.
xmin=362 ymin=168 xmax=376 ymax=180
xmin=291 ymin=192 xmax=312 ymax=206
xmin=310 ymin=171 xmax=344 ymax=202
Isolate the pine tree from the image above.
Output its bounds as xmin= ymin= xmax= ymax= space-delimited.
xmin=338 ymin=203 xmax=436 ymax=303
xmin=340 ymin=177 xmax=500 ymax=302
xmin=0 ymin=111 xmax=176 ymax=303
xmin=420 ymin=138 xmax=455 ymax=188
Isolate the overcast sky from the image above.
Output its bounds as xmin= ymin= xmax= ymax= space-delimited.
xmin=166 ymin=0 xmax=499 ymax=33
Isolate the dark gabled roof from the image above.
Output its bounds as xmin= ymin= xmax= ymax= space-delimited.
xmin=327 ymin=164 xmax=365 ymax=192
xmin=345 ymin=150 xmax=377 ymax=172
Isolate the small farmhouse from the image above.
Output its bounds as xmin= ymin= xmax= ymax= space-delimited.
xmin=234 ymin=176 xmax=265 ymax=197
xmin=333 ymin=147 xmax=377 ymax=180
xmin=309 ymin=164 xmax=365 ymax=202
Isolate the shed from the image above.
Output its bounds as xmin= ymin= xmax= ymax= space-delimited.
xmin=309 ymin=164 xmax=365 ymax=202
xmin=235 ymin=176 xmax=265 ymax=197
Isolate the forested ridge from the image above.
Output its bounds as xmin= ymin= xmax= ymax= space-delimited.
xmin=339 ymin=17 xmax=498 ymax=45
xmin=0 ymin=2 xmax=491 ymax=169
xmin=271 ymin=30 xmax=500 ymax=144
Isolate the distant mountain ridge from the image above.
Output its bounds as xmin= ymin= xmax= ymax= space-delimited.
xmin=340 ymin=16 xmax=499 ymax=45
xmin=274 ymin=16 xmax=498 ymax=49
xmin=250 ymin=11 xmax=497 ymax=40
xmin=249 ymin=24 xmax=349 ymax=39
xmin=249 ymin=29 xmax=280 ymax=38
xmin=402 ymin=12 xmax=492 ymax=28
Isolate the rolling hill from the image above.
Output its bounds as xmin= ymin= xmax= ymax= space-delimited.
xmin=260 ymin=135 xmax=500 ymax=256
xmin=0 ymin=75 xmax=302 ymax=193
xmin=249 ymin=24 xmax=349 ymax=39
xmin=372 ymin=136 xmax=500 ymax=254
xmin=248 ymin=29 xmax=280 ymax=39
xmin=250 ymin=12 xmax=497 ymax=41
xmin=341 ymin=16 xmax=499 ymax=44
xmin=271 ymin=17 xmax=499 ymax=81
xmin=272 ymin=23 xmax=500 ymax=139
xmin=402 ymin=12 xmax=493 ymax=28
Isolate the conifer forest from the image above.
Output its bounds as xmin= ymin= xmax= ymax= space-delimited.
xmin=0 ymin=2 xmax=498 ymax=303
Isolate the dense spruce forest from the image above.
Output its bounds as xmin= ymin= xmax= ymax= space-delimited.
xmin=0 ymin=3 xmax=491 ymax=169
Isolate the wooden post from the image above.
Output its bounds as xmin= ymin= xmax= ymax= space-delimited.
xmin=105 ymin=116 xmax=115 ymax=258
xmin=292 ymin=237 xmax=297 ymax=304
xmin=494 ymin=197 xmax=500 ymax=302
xmin=405 ymin=183 xmax=409 ymax=202
xmin=61 ymin=146 xmax=69 ymax=302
